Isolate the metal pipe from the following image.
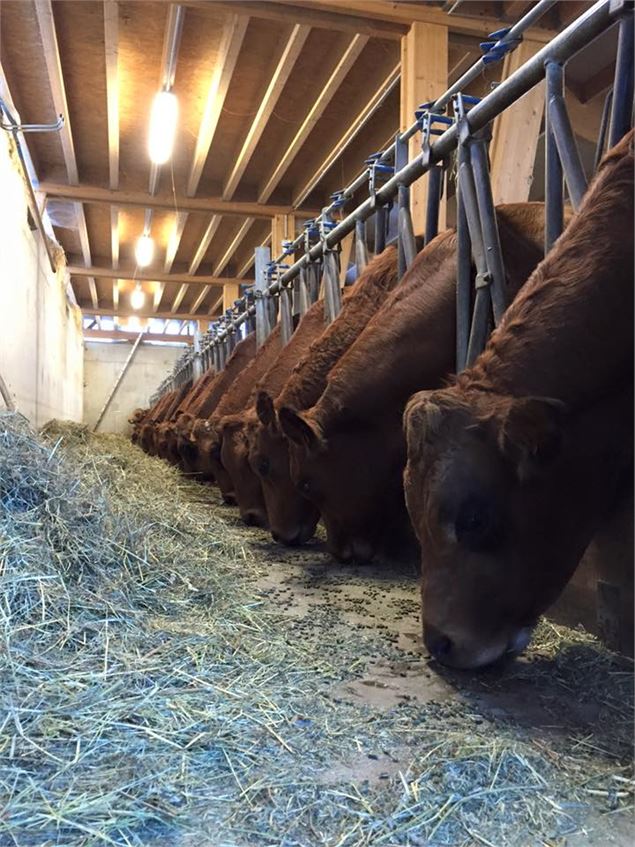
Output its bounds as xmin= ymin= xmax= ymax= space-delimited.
xmin=609 ymin=10 xmax=634 ymax=148
xmin=94 ymin=331 xmax=145 ymax=431
xmin=279 ymin=288 xmax=294 ymax=343
xmin=545 ymin=61 xmax=565 ymax=251
xmin=254 ymin=246 xmax=273 ymax=348
xmin=398 ymin=205 xmax=417 ymax=271
xmin=424 ymin=165 xmax=443 ymax=245
xmin=466 ymin=287 xmax=492 ymax=366
xmin=323 ymin=251 xmax=342 ymax=323
xmin=0 ymin=101 xmax=57 ymax=274
xmin=469 ymin=137 xmax=508 ymax=324
xmin=374 ymin=205 xmax=387 ymax=254
xmin=455 ymin=147 xmax=472 ymax=373
xmin=594 ymin=88 xmax=613 ymax=172
xmin=548 ymin=87 xmax=588 ymax=209
xmin=355 ymin=219 xmax=368 ymax=274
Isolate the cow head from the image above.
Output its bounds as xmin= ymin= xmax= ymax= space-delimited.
xmin=190 ymin=418 xmax=236 ymax=504
xmin=139 ymin=422 xmax=157 ymax=455
xmin=279 ymin=404 xmax=413 ymax=563
xmin=219 ymin=414 xmax=268 ymax=528
xmin=248 ymin=391 xmax=320 ymax=546
xmin=175 ymin=413 xmax=199 ymax=474
xmin=403 ymin=386 xmax=629 ymax=670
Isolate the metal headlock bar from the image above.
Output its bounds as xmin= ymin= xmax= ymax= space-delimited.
xmin=152 ymin=0 xmax=628 ymax=395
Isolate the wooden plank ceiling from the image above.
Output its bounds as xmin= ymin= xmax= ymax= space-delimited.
xmin=0 ymin=1 xmax=588 ymax=322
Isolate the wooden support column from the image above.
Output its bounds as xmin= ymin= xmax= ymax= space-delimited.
xmin=197 ymin=319 xmax=210 ymax=333
xmin=400 ymin=22 xmax=448 ymax=236
xmin=339 ymin=232 xmax=354 ymax=284
xmin=222 ymin=282 xmax=240 ymax=313
xmin=489 ymin=40 xmax=545 ymax=204
xmin=271 ymin=213 xmax=296 ymax=262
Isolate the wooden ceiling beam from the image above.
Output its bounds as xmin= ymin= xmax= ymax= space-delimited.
xmin=68 ymin=265 xmax=238 ymax=287
xmin=274 ymin=0 xmax=553 ymax=43
xmin=190 ymin=285 xmax=213 ymax=314
xmin=189 ymin=216 xmax=222 ymax=274
xmin=292 ymin=62 xmax=400 ymax=207
xmin=222 ymin=23 xmax=311 ymax=200
xmin=35 ymin=0 xmax=98 ymax=307
xmin=84 ymin=328 xmax=194 ymax=344
xmin=104 ymin=0 xmax=120 ymax=313
xmin=39 ymin=181 xmax=320 ymax=218
xmin=213 ymin=218 xmax=254 ymax=276
xmin=186 ymin=1 xmax=407 ymax=41
xmin=258 ymin=33 xmax=369 ymax=203
xmin=81 ymin=306 xmax=213 ymax=321
xmin=163 ymin=15 xmax=248 ymax=274
xmin=171 ymin=284 xmax=190 ymax=314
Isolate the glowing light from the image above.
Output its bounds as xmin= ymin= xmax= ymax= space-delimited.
xmin=130 ymin=284 xmax=146 ymax=311
xmin=148 ymin=90 xmax=178 ymax=164
xmin=135 ymin=234 xmax=154 ymax=268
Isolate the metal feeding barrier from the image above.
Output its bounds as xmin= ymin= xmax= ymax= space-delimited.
xmin=152 ymin=0 xmax=633 ymax=399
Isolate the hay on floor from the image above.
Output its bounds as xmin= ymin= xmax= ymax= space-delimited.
xmin=0 ymin=413 xmax=632 ymax=846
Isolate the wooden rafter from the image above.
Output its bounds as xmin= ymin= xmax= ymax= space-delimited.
xmin=195 ymin=1 xmax=408 ymax=40
xmin=39 ymin=182 xmax=321 ymax=218
xmin=214 ymin=218 xmax=254 ymax=276
xmin=163 ymin=14 xmax=248 ymax=273
xmin=84 ymin=328 xmax=193 ymax=344
xmin=104 ymin=0 xmax=120 ymax=312
xmin=189 ymin=285 xmax=212 ymax=314
xmin=223 ymin=23 xmax=310 ymax=200
xmin=81 ymin=306 xmax=214 ymax=320
xmin=258 ymin=33 xmax=368 ymax=203
xmin=34 ymin=0 xmax=98 ymax=308
xmin=68 ymin=265 xmax=237 ymax=286
xmin=292 ymin=62 xmax=400 ymax=207
xmin=274 ymin=0 xmax=553 ymax=42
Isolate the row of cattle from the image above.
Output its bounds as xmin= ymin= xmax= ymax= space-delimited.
xmin=131 ymin=132 xmax=633 ymax=669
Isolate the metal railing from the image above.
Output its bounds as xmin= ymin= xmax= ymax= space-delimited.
xmin=151 ymin=0 xmax=631 ymax=400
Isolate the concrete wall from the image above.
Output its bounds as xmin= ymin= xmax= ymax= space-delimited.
xmin=0 ymin=131 xmax=83 ymax=426
xmin=83 ymin=341 xmax=186 ymax=433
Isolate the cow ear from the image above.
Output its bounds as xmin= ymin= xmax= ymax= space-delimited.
xmin=404 ymin=390 xmax=456 ymax=465
xmin=278 ymin=406 xmax=324 ymax=452
xmin=499 ymin=396 xmax=565 ymax=479
xmin=256 ymin=390 xmax=275 ymax=427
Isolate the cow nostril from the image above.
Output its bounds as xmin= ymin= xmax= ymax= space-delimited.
xmin=271 ymin=531 xmax=282 ymax=543
xmin=427 ymin=632 xmax=453 ymax=661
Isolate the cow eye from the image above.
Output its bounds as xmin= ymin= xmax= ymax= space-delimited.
xmin=257 ymin=457 xmax=270 ymax=477
xmin=299 ymin=478 xmax=311 ymax=495
xmin=455 ymin=496 xmax=501 ymax=551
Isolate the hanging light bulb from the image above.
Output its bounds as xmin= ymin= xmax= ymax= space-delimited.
xmin=148 ymin=89 xmax=179 ymax=164
xmin=135 ymin=233 xmax=154 ymax=268
xmin=130 ymin=283 xmax=146 ymax=311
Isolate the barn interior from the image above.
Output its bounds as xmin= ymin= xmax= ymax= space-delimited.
xmin=0 ymin=1 xmax=633 ymax=845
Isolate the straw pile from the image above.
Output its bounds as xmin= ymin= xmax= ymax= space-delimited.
xmin=0 ymin=413 xmax=632 ymax=846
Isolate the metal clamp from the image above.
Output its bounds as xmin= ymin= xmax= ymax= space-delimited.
xmin=479 ymin=27 xmax=522 ymax=64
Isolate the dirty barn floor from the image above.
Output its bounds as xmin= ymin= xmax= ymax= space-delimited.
xmin=1 ymin=418 xmax=633 ymax=847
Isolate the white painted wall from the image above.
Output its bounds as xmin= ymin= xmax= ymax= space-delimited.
xmin=83 ymin=341 xmax=186 ymax=433
xmin=0 ymin=131 xmax=83 ymax=425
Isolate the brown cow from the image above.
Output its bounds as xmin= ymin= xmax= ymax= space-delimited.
xmin=139 ymin=388 xmax=180 ymax=455
xmin=155 ymin=379 xmax=193 ymax=462
xmin=279 ymin=204 xmax=551 ymax=564
xmin=221 ymin=297 xmax=330 ymax=525
xmin=185 ymin=332 xmax=258 ymax=483
xmin=250 ymin=245 xmax=399 ymax=545
xmin=402 ymin=133 xmax=634 ymax=670
xmin=195 ymin=327 xmax=284 ymax=513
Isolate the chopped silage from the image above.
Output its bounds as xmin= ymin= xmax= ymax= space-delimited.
xmin=0 ymin=413 xmax=632 ymax=846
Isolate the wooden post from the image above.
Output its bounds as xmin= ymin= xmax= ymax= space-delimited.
xmin=489 ymin=40 xmax=545 ymax=204
xmin=400 ymin=22 xmax=448 ymax=236
xmin=222 ymin=282 xmax=239 ymax=313
xmin=272 ymin=213 xmax=295 ymax=261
